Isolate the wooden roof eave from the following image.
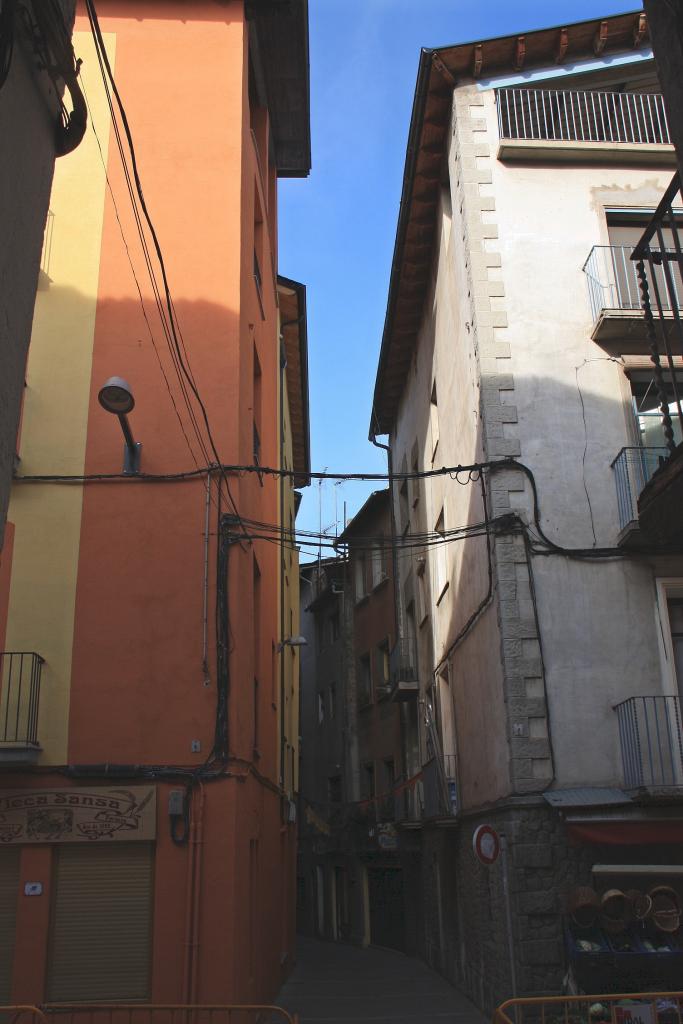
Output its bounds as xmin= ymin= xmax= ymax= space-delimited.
xmin=370 ymin=10 xmax=651 ymax=437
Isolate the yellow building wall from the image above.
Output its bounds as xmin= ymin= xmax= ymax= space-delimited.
xmin=4 ymin=33 xmax=115 ymax=763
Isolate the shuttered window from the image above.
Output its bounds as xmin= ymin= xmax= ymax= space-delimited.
xmin=47 ymin=843 xmax=153 ymax=1001
xmin=0 ymin=847 xmax=20 ymax=1002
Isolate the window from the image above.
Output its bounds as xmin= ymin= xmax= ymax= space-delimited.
xmin=410 ymin=441 xmax=420 ymax=508
xmin=416 ymin=558 xmax=429 ymax=625
xmin=355 ymin=552 xmax=367 ymax=602
xmin=667 ymin=598 xmax=683 ymax=703
xmin=253 ymin=346 xmax=263 ymax=478
xmin=630 ymin=372 xmax=683 ymax=450
xmin=253 ymin=556 xmax=263 ymax=711
xmin=375 ymin=640 xmax=390 ymax=694
xmin=398 ymin=452 xmax=410 ymax=535
xmin=253 ymin=182 xmax=265 ymax=319
xmin=318 ymin=693 xmax=324 ymax=725
xmin=371 ymin=537 xmax=385 ymax=588
xmin=434 ymin=508 xmax=448 ymax=600
xmin=379 ymin=758 xmax=395 ymax=820
xmin=607 ymin=210 xmax=683 ymax=316
xmin=361 ymin=763 xmax=376 ymax=820
xmin=329 ymin=683 xmax=336 ymax=719
xmin=358 ymin=654 xmax=372 ymax=707
xmin=288 ymin=509 xmax=294 ymax=568
xmin=253 ymin=678 xmax=259 ymax=756
xmin=430 ymin=381 xmax=439 ymax=463
xmin=361 ymin=763 xmax=375 ymax=800
xmin=328 ymin=775 xmax=342 ymax=804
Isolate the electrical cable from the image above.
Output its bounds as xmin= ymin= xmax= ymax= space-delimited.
xmin=83 ymin=12 xmax=215 ymax=479
xmin=13 ymin=454 xmax=666 ymax=560
xmin=432 ymin=472 xmax=495 ymax=677
xmin=79 ymin=76 xmax=205 ymax=473
xmin=84 ymin=0 xmax=249 ymax=541
xmin=20 ymin=0 xmax=87 ymax=154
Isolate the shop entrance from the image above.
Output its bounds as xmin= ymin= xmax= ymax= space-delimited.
xmin=0 ymin=846 xmax=20 ymax=1002
xmin=367 ymin=866 xmax=404 ymax=951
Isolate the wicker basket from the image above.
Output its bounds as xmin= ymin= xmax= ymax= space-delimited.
xmin=625 ymin=889 xmax=652 ymax=921
xmin=599 ymin=888 xmax=631 ymax=934
xmin=649 ymin=885 xmax=681 ymax=934
xmin=567 ymin=886 xmax=599 ymax=929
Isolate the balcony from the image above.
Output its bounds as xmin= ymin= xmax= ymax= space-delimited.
xmin=422 ymin=754 xmax=458 ymax=821
xmin=582 ymin=244 xmax=683 ymax=347
xmin=496 ymin=87 xmax=675 ymax=165
xmin=611 ymin=446 xmax=668 ymax=542
xmin=631 ymin=173 xmax=683 ymax=546
xmin=389 ymin=636 xmax=418 ymax=701
xmin=393 ymin=782 xmax=422 ymax=828
xmin=0 ymin=652 xmax=45 ymax=764
xmin=614 ymin=695 xmax=683 ymax=789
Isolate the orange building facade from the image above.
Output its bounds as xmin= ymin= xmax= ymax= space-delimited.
xmin=0 ymin=0 xmax=310 ymax=1006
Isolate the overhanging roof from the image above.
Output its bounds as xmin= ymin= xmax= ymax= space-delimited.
xmin=337 ymin=489 xmax=390 ymax=544
xmin=370 ymin=9 xmax=651 ymax=436
xmin=248 ymin=0 xmax=311 ymax=177
xmin=278 ymin=275 xmax=311 ymax=488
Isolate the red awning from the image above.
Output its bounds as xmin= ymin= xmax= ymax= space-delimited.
xmin=568 ymin=820 xmax=683 ymax=845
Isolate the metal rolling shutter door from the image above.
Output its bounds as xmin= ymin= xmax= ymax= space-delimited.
xmin=47 ymin=843 xmax=153 ymax=1002
xmin=0 ymin=847 xmax=20 ymax=1002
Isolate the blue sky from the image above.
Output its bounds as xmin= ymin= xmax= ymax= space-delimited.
xmin=279 ymin=0 xmax=639 ymax=543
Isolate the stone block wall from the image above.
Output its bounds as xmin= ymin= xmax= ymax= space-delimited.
xmin=416 ymin=801 xmax=599 ymax=1014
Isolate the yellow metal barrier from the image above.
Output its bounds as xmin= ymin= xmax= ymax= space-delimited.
xmin=494 ymin=992 xmax=683 ymax=1024
xmin=0 ymin=1009 xmax=50 ymax=1024
xmin=42 ymin=1007 xmax=298 ymax=1024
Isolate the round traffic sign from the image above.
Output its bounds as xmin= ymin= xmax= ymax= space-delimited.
xmin=472 ymin=824 xmax=500 ymax=865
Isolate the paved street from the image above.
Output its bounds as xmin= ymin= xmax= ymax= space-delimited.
xmin=277 ymin=937 xmax=486 ymax=1024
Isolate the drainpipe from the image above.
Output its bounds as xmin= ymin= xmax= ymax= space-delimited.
xmin=279 ymin=339 xmax=286 ymax=795
xmin=370 ymin=430 xmax=412 ymax=791
xmin=189 ymin=781 xmax=205 ymax=1003
xmin=181 ymin=801 xmax=195 ymax=1004
xmin=369 ymin=432 xmax=402 ymax=637
xmin=202 ymin=472 xmax=211 ymax=686
xmin=278 ymin=316 xmax=303 ymax=801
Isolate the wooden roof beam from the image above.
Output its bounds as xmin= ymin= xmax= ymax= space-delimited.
xmin=431 ymin=51 xmax=456 ymax=86
xmin=633 ymin=12 xmax=647 ymax=47
xmin=472 ymin=44 xmax=483 ymax=78
xmin=514 ymin=35 xmax=526 ymax=71
xmin=593 ymin=20 xmax=608 ymax=55
xmin=555 ymin=27 xmax=568 ymax=64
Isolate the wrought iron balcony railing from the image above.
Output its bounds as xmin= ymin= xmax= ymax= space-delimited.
xmin=614 ymin=695 xmax=683 ymax=788
xmin=422 ymin=753 xmax=458 ymax=820
xmin=393 ymin=780 xmax=422 ymax=824
xmin=631 ymin=173 xmax=683 ymax=456
xmin=0 ymin=652 xmax=45 ymax=750
xmin=497 ymin=88 xmax=670 ymax=146
xmin=389 ymin=636 xmax=418 ymax=700
xmin=584 ymin=244 xmax=682 ymax=326
xmin=611 ymin=446 xmax=668 ymax=533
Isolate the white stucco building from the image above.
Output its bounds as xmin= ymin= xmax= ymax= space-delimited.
xmin=371 ymin=10 xmax=683 ymax=1009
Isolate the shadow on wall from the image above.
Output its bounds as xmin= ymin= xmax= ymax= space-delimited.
xmin=398 ymin=345 xmax=683 ymax=1008
xmin=5 ymin=284 xmax=283 ymax=767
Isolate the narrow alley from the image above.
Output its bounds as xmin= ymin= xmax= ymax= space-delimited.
xmin=277 ymin=939 xmax=485 ymax=1024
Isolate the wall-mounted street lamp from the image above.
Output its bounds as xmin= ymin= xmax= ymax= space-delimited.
xmin=97 ymin=376 xmax=142 ymax=475
xmin=276 ymin=635 xmax=308 ymax=653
